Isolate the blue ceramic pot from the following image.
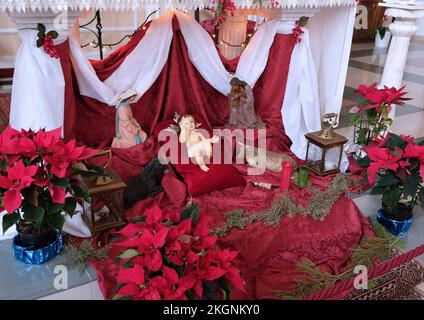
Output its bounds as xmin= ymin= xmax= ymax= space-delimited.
xmin=12 ymin=230 xmax=63 ymax=264
xmin=376 ymin=209 xmax=414 ymax=237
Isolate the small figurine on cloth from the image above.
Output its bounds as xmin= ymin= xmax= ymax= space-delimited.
xmin=227 ymin=77 xmax=263 ymax=129
xmin=178 ymin=114 xmax=219 ymax=172
xmin=111 ymin=89 xmax=147 ymax=148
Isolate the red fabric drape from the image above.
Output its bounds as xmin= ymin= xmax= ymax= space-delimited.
xmin=58 ymin=16 xmax=374 ymax=300
xmin=63 ymin=17 xmax=294 ymax=149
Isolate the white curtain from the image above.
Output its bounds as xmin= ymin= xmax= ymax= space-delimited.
xmin=12 ymin=10 xmax=324 ymax=163
xmin=10 ymin=30 xmax=66 ymax=133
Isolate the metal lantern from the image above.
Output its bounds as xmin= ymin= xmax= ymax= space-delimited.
xmin=305 ymin=131 xmax=348 ymax=176
xmin=80 ymin=169 xmax=126 ymax=234
xmin=304 ymin=113 xmax=347 ymax=176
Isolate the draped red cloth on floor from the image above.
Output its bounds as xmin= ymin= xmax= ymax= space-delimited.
xmin=56 ymin=17 xmax=374 ymax=299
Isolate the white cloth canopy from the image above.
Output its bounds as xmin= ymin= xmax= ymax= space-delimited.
xmin=0 ymin=0 xmax=358 ymax=13
xmin=67 ymin=10 xmax=322 ymax=161
xmin=9 ymin=9 xmax=348 ymax=168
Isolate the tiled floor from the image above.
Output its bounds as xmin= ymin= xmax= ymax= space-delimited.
xmin=1 ymin=40 xmax=424 ymax=300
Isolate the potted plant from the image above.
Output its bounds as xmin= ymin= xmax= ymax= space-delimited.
xmin=349 ymin=82 xmax=410 ymax=147
xmin=356 ymin=133 xmax=424 ymax=236
xmin=0 ymin=126 xmax=103 ymax=264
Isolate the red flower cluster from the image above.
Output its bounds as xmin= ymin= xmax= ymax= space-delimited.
xmin=112 ymin=205 xmax=244 ymax=300
xmin=351 ymin=82 xmax=410 ymax=114
xmin=43 ymin=34 xmax=59 ymax=59
xmin=293 ymin=26 xmax=304 ymax=44
xmin=365 ymin=134 xmax=424 ymax=184
xmin=0 ymin=126 xmax=98 ymax=222
xmin=214 ymin=0 xmax=236 ymax=25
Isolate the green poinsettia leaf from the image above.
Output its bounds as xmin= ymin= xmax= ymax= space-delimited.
xmin=356 ymin=156 xmax=371 ymax=168
xmin=47 ymin=202 xmax=64 ymax=215
xmin=370 ymin=186 xmax=386 ymax=195
xmin=377 ymin=175 xmax=399 ymax=187
xmin=385 ymin=133 xmax=407 ymax=151
xmin=64 ymin=197 xmax=77 ymax=216
xmin=403 ymin=174 xmax=420 ymax=197
xmin=47 ymin=212 xmax=65 ymax=231
xmin=119 ymin=249 xmax=139 ymax=260
xmin=37 ymin=23 xmax=46 ymax=33
xmin=181 ymin=204 xmax=200 ymax=224
xmin=2 ymin=211 xmax=20 ymax=235
xmin=382 ymin=188 xmax=401 ymax=209
xmin=56 ymin=178 xmax=70 ymax=188
xmin=22 ymin=203 xmax=45 ymax=230
xmin=73 ymin=186 xmax=90 ymax=203
xmin=350 ymin=114 xmax=360 ymax=124
xmin=47 ymin=30 xmax=58 ymax=39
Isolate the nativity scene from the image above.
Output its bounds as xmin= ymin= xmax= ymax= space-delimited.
xmin=0 ymin=0 xmax=424 ymax=303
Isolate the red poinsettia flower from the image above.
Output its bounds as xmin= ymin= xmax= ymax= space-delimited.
xmin=0 ymin=126 xmax=36 ymax=156
xmin=45 ymin=139 xmax=98 ymax=178
xmin=206 ymin=249 xmax=245 ymax=292
xmin=404 ymin=143 xmax=424 ymax=180
xmin=115 ymin=264 xmax=161 ymax=300
xmin=192 ymin=222 xmax=217 ymax=251
xmin=355 ymin=82 xmax=378 ymax=97
xmin=365 ymin=146 xmax=401 ymax=184
xmin=48 ymin=184 xmax=66 ymax=204
xmin=365 ymin=89 xmax=387 ymax=105
xmin=137 ymin=226 xmax=168 ymax=271
xmin=149 ymin=266 xmax=196 ymax=300
xmin=33 ymin=127 xmax=62 ymax=152
xmin=0 ymin=160 xmax=38 ymax=213
xmin=188 ymin=262 xmax=227 ymax=298
xmin=383 ymin=85 xmax=411 ymax=105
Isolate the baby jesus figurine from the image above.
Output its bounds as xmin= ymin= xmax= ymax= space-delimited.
xmin=178 ymin=114 xmax=219 ymax=172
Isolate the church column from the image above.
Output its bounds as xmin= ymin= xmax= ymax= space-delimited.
xmin=378 ymin=2 xmax=424 ymax=118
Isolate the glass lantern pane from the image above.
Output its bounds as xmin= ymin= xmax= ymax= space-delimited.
xmin=324 ymin=146 xmax=342 ymax=171
xmin=306 ymin=144 xmax=323 ymax=172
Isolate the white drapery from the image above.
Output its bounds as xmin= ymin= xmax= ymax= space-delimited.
xmin=10 ymin=10 xmax=332 ymax=163
xmin=67 ymin=10 xmax=322 ymax=160
xmin=10 ymin=30 xmax=66 ymax=134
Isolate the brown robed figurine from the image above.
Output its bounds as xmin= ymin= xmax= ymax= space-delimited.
xmin=227 ymin=77 xmax=261 ymax=129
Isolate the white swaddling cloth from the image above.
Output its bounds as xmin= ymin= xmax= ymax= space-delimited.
xmin=187 ymin=141 xmax=207 ymax=158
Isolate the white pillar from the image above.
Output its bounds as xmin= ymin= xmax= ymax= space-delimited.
xmin=378 ymin=2 xmax=424 ymax=118
xmin=218 ymin=12 xmax=248 ymax=60
xmin=7 ymin=10 xmax=81 ymax=132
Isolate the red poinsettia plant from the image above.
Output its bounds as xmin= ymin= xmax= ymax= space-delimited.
xmin=0 ymin=126 xmax=103 ymax=235
xmin=111 ymin=205 xmax=244 ymax=300
xmin=356 ymin=133 xmax=424 ymax=220
xmin=349 ymin=82 xmax=410 ymax=145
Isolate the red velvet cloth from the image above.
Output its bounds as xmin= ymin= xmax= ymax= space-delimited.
xmin=63 ymin=17 xmax=294 ymax=148
xmin=90 ymin=161 xmax=374 ymax=300
xmin=57 ymin=16 xmax=374 ymax=300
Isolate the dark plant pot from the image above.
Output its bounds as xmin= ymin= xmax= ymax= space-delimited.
xmin=376 ymin=206 xmax=414 ymax=237
xmin=12 ymin=230 xmax=63 ymax=265
xmin=17 ymin=229 xmax=57 ymax=249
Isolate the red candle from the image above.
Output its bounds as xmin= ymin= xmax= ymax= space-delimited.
xmin=280 ymin=161 xmax=293 ymax=192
